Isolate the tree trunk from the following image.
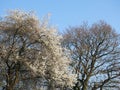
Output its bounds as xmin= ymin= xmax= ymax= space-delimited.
xmin=6 ymin=74 xmax=18 ymax=90
xmin=6 ymin=86 xmax=13 ymax=90
xmin=6 ymin=67 xmax=14 ymax=90
xmin=82 ymin=83 xmax=88 ymax=90
xmin=73 ymin=82 xmax=80 ymax=90
xmin=48 ymin=80 xmax=55 ymax=90
xmin=81 ymin=78 xmax=89 ymax=90
xmin=100 ymin=87 xmax=103 ymax=90
xmin=5 ymin=63 xmax=20 ymax=90
xmin=60 ymin=87 xmax=64 ymax=90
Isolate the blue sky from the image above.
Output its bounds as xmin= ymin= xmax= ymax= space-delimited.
xmin=0 ymin=0 xmax=120 ymax=33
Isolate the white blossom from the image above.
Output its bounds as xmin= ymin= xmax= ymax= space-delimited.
xmin=0 ymin=10 xmax=77 ymax=87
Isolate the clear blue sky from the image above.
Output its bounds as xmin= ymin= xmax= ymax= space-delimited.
xmin=0 ymin=0 xmax=120 ymax=33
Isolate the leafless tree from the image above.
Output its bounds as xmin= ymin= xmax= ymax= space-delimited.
xmin=63 ymin=21 xmax=120 ymax=90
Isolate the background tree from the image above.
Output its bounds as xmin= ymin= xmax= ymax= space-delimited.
xmin=0 ymin=10 xmax=77 ymax=90
xmin=63 ymin=21 xmax=120 ymax=90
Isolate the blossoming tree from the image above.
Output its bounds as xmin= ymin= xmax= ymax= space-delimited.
xmin=0 ymin=10 xmax=77 ymax=90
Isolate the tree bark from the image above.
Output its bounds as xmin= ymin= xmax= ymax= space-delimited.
xmin=5 ymin=62 xmax=20 ymax=90
xmin=81 ymin=77 xmax=90 ymax=90
xmin=82 ymin=82 xmax=88 ymax=90
xmin=73 ymin=81 xmax=80 ymax=90
xmin=100 ymin=87 xmax=103 ymax=90
xmin=48 ymin=80 xmax=55 ymax=90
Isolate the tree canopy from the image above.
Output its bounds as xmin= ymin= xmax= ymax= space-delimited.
xmin=0 ymin=10 xmax=77 ymax=90
xmin=63 ymin=21 xmax=120 ymax=90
